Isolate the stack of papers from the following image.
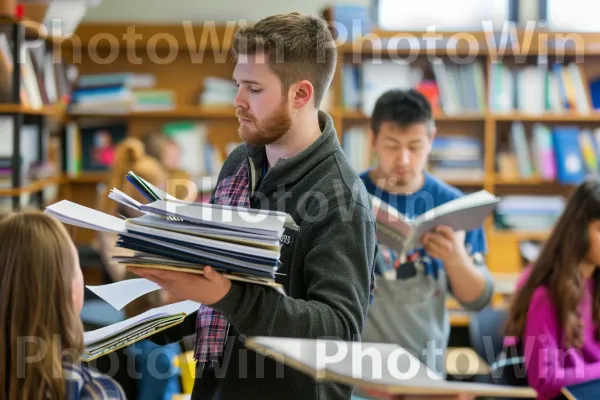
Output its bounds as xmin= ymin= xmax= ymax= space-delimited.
xmin=45 ymin=171 xmax=293 ymax=293
xmin=82 ymin=299 xmax=199 ymax=362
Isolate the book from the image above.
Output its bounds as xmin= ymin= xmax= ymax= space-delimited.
xmin=370 ymin=190 xmax=501 ymax=257
xmin=82 ymin=300 xmax=199 ymax=362
xmin=244 ymin=337 xmax=536 ymax=398
xmin=561 ymin=380 xmax=600 ymax=400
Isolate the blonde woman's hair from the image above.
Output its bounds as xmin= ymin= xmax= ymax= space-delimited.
xmin=99 ymin=136 xmax=168 ymax=216
xmin=140 ymin=132 xmax=176 ymax=164
xmin=0 ymin=211 xmax=83 ymax=400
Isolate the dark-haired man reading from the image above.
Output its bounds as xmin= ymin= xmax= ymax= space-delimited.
xmin=360 ymin=89 xmax=495 ymax=377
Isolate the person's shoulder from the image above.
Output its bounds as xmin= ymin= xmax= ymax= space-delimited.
xmin=423 ymin=172 xmax=464 ymax=202
xmin=64 ymin=362 xmax=126 ymax=400
xmin=302 ymin=154 xmax=375 ymax=225
xmin=217 ymin=143 xmax=248 ymax=177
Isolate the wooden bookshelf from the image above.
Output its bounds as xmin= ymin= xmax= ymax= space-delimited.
xmin=0 ymin=14 xmax=71 ymax=211
xmin=50 ymin=21 xmax=598 ymax=276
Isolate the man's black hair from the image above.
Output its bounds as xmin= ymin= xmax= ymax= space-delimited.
xmin=370 ymin=89 xmax=434 ymax=135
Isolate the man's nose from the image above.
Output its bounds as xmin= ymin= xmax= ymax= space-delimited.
xmin=233 ymin=87 xmax=247 ymax=109
xmin=398 ymin=149 xmax=410 ymax=165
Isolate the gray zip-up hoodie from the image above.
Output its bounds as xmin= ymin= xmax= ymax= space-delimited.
xmin=150 ymin=110 xmax=377 ymax=399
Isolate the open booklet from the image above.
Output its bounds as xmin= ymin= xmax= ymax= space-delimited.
xmin=370 ymin=190 xmax=501 ymax=257
xmin=82 ymin=300 xmax=199 ymax=362
xmin=244 ymin=337 xmax=536 ymax=398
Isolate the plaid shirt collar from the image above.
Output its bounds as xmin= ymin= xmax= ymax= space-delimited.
xmin=63 ymin=361 xmax=126 ymax=399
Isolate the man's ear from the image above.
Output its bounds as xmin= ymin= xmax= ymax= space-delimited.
xmin=290 ymin=80 xmax=313 ymax=109
xmin=429 ymin=127 xmax=437 ymax=141
xmin=427 ymin=127 xmax=437 ymax=151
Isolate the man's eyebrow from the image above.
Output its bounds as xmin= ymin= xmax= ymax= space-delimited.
xmin=232 ymin=77 xmax=262 ymax=85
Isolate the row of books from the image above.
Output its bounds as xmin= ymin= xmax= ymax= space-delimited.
xmin=490 ymin=62 xmax=596 ymax=115
xmin=342 ymin=58 xmax=600 ymax=117
xmin=428 ymin=134 xmax=483 ymax=181
xmin=0 ymin=32 xmax=72 ymax=108
xmin=494 ymin=195 xmax=566 ymax=232
xmin=68 ymin=72 xmax=179 ymax=114
xmin=343 ymin=58 xmax=486 ymax=116
xmin=498 ymin=122 xmax=600 ymax=184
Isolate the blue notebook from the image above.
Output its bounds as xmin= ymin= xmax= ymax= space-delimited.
xmin=562 ymin=379 xmax=600 ymax=399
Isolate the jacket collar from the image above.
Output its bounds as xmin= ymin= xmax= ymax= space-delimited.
xmin=244 ymin=110 xmax=340 ymax=195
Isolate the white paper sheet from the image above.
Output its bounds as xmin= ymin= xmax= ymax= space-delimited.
xmin=86 ymin=278 xmax=161 ymax=310
xmin=45 ymin=200 xmax=126 ymax=233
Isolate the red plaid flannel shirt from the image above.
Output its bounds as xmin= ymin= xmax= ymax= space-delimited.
xmin=194 ymin=163 xmax=251 ymax=363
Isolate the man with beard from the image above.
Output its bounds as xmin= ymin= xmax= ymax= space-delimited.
xmin=359 ymin=89 xmax=494 ymax=377
xmin=130 ymin=12 xmax=377 ymax=400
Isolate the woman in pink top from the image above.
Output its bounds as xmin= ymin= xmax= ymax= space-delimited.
xmin=504 ymin=178 xmax=600 ymax=400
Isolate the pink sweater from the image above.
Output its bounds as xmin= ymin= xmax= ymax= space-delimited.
xmin=519 ymin=276 xmax=600 ymax=400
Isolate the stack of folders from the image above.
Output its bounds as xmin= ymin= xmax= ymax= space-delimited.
xmin=45 ymin=171 xmax=295 ymax=295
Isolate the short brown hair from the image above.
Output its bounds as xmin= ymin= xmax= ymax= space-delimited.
xmin=231 ymin=12 xmax=337 ymax=108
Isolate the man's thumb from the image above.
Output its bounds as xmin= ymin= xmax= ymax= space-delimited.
xmin=204 ymin=266 xmax=218 ymax=281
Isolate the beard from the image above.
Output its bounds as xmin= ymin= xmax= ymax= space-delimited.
xmin=236 ymin=100 xmax=292 ymax=146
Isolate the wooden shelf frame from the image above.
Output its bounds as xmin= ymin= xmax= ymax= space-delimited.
xmin=52 ymin=21 xmax=595 ymax=264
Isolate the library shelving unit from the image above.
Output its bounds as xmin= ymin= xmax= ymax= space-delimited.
xmin=56 ymin=22 xmax=598 ymax=308
xmin=0 ymin=12 xmax=67 ymax=212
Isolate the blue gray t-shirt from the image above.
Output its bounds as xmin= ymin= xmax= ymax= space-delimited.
xmin=360 ymin=170 xmax=494 ymax=375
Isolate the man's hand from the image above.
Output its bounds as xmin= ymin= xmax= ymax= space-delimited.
xmin=422 ymin=225 xmax=468 ymax=266
xmin=127 ymin=266 xmax=232 ymax=306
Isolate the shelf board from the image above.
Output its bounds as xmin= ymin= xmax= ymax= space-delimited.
xmin=492 ymin=112 xmax=600 ymax=122
xmin=59 ymin=108 xmax=600 ymax=124
xmin=0 ymin=104 xmax=65 ymax=117
xmin=64 ymin=172 xmax=107 ymax=184
xmin=444 ymin=179 xmax=484 ymax=186
xmin=0 ymin=175 xmax=62 ymax=196
xmin=491 ymin=229 xmax=550 ymax=242
xmin=341 ymin=109 xmax=485 ymax=121
xmin=494 ymin=176 xmax=561 ymax=186
xmin=68 ymin=106 xmax=237 ymax=120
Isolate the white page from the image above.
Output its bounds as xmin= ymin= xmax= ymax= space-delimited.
xmin=86 ymin=278 xmax=160 ymax=310
xmin=83 ymin=300 xmax=200 ymax=345
xmin=108 ymin=188 xmax=142 ymax=212
xmin=45 ymin=200 xmax=126 ymax=233
xmin=416 ymin=190 xmax=500 ymax=225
